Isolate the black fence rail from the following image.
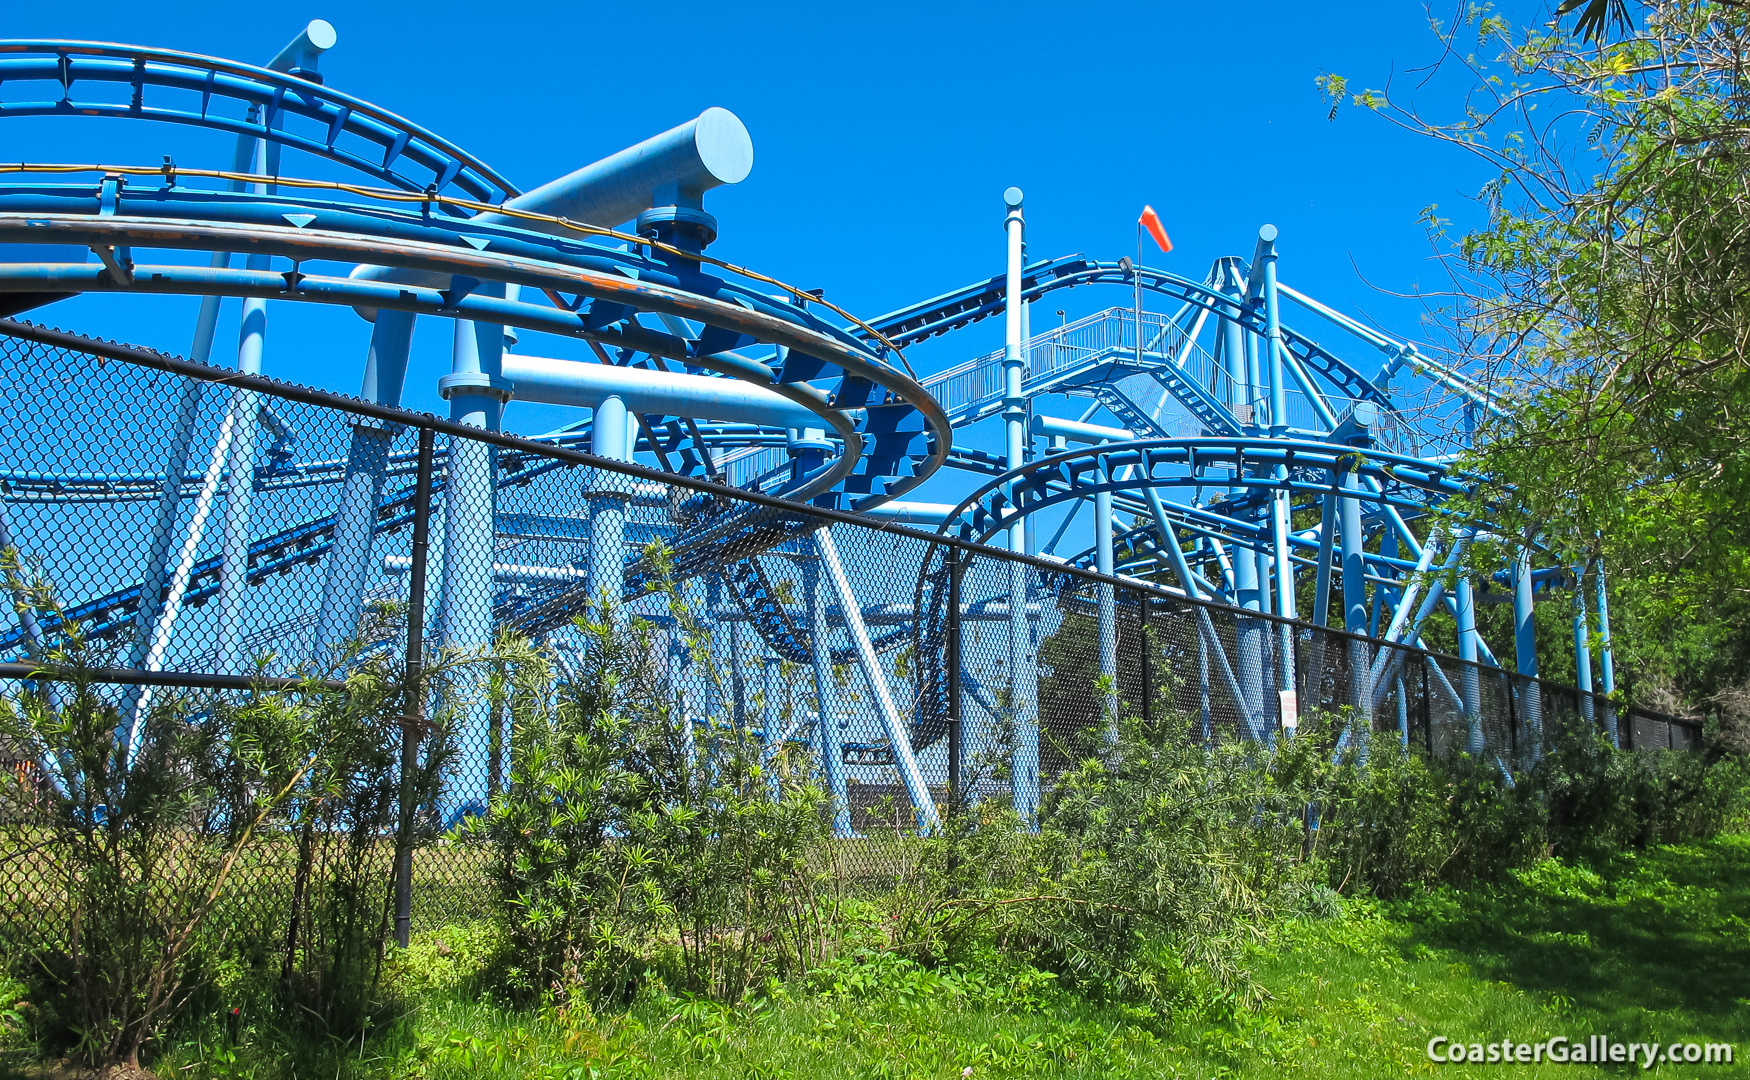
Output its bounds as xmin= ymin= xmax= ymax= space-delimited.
xmin=0 ymin=321 xmax=1703 ymax=952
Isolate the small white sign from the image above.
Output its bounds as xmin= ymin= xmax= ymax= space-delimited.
xmin=1278 ymin=690 xmax=1300 ymax=732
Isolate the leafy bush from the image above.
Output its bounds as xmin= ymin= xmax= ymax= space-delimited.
xmin=470 ymin=551 xmax=834 ymax=1007
xmin=266 ymin=648 xmax=456 ymax=1041
xmin=860 ymin=714 xmax=1308 ymax=1013
xmin=1279 ymin=709 xmax=1750 ymax=898
xmin=0 ymin=560 xmax=460 ymax=1067
xmin=1537 ymin=721 xmax=1749 ymax=856
xmin=1280 ymin=717 xmax=1458 ymax=897
xmin=0 ymin=610 xmax=315 ymax=1068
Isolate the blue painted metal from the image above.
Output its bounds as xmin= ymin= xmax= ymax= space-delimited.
xmin=1514 ymin=545 xmax=1543 ymax=755
xmin=0 ymin=29 xmax=1599 ymax=806
xmin=0 ymin=42 xmax=514 ymax=201
xmin=1595 ymin=565 xmax=1618 ymax=746
xmin=1573 ymin=562 xmax=1595 ymax=724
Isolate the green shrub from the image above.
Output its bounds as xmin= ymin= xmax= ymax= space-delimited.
xmin=266 ymin=647 xmax=457 ymax=1041
xmin=469 ymin=549 xmax=834 ymax=1007
xmin=0 ymin=559 xmax=460 ymax=1067
xmin=862 ymin=713 xmax=1309 ymax=1012
xmin=0 ymin=604 xmax=313 ymax=1068
xmin=1278 ymin=708 xmax=1750 ymax=898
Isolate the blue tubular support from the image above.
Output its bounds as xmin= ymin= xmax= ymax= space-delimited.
xmin=1456 ymin=567 xmax=1483 ymax=754
xmin=1197 ymin=624 xmax=1213 ymax=741
xmin=501 ymin=353 xmax=819 ymax=427
xmin=1396 ymin=676 xmax=1409 ymax=746
xmin=217 ymin=113 xmax=289 ymax=675
xmin=479 ymin=108 xmax=750 ymax=234
xmin=1596 ymin=564 xmax=1618 ymax=746
xmin=1370 ymin=523 xmax=1394 ymax=640
xmin=718 ymin=577 xmax=746 ymax=728
xmin=118 ymin=279 xmax=219 ymax=736
xmin=1367 ymin=530 xmax=1471 ymax=714
xmin=672 ymin=627 xmax=698 ymax=772
xmin=1001 ymin=187 xmax=1038 ymax=821
xmin=815 ymin=529 xmax=938 ymax=831
xmin=1255 ymin=225 xmax=1288 ymax=437
xmin=588 ymin=395 xmax=630 ymax=604
xmin=1573 ymin=563 xmax=1595 ymax=724
xmin=1095 ymin=480 xmax=1117 ymax=741
xmin=215 ymin=291 xmax=265 ymax=674
xmin=312 ymin=309 xmax=415 ymax=661
xmin=1270 ymin=466 xmax=1296 ymax=713
xmin=1140 ymin=485 xmax=1250 ymax=721
xmin=1312 ymin=485 xmax=1338 ymax=627
xmin=1339 ymin=457 xmax=1370 ymax=723
xmin=1301 ymin=483 xmax=1338 ymax=707
xmin=264 ymin=20 xmax=336 ymax=75
xmin=1217 ymin=267 xmax=1266 ymax=736
xmin=1513 ymin=545 xmax=1542 ymax=757
xmin=801 ymin=555 xmax=850 ymax=836
xmin=438 ymin=289 xmax=509 ymax=817
xmin=1233 ymin=507 xmax=1265 ymax=737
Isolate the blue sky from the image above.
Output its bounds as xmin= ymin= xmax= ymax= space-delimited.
xmin=3 ymin=1 xmax=1511 ymax=456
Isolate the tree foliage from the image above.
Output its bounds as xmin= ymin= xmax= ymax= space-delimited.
xmin=1339 ymin=1 xmax=1750 ymax=703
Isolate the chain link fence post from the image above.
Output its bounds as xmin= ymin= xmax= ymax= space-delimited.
xmin=393 ymin=424 xmax=436 ymax=949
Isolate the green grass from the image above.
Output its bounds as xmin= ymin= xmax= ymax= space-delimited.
xmin=14 ymin=834 xmax=1750 ymax=1079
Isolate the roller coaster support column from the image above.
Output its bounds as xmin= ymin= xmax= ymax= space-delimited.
xmin=215 ymin=123 xmax=288 ymax=674
xmin=1573 ymin=563 xmax=1595 ymax=725
xmin=119 ymin=273 xmax=227 ymax=740
xmin=1146 ymin=492 xmax=1249 ymax=735
xmin=438 ymin=291 xmax=511 ymax=817
xmin=1002 ymin=186 xmax=1038 ymax=820
xmin=801 ymin=552 xmax=851 ymax=836
xmin=1596 ymin=565 xmax=1619 ymax=746
xmin=588 ymin=395 xmax=630 ymax=604
xmin=817 ymin=530 xmax=939 ymax=832
xmin=1340 ymin=453 xmax=1370 ymax=729
xmin=130 ymin=23 xmax=336 ymax=690
xmin=1456 ymin=548 xmax=1483 ymax=754
xmin=719 ymin=578 xmax=747 ymax=727
xmin=313 ymin=310 xmax=416 ymax=660
xmin=1513 ymin=544 xmax=1542 ymax=758
xmin=1255 ymin=230 xmax=1298 ymax=728
xmin=1095 ymin=472 xmax=1117 ymax=743
xmin=1256 ymin=226 xmax=1288 ymax=437
xmin=1215 ymin=265 xmax=1266 ymax=737
xmin=1304 ymin=486 xmax=1338 ymax=705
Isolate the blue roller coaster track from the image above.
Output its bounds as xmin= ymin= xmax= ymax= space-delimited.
xmin=0 ymin=22 xmax=1612 ymax=831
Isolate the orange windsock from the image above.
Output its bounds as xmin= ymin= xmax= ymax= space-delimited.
xmin=1139 ymin=205 xmax=1173 ymax=253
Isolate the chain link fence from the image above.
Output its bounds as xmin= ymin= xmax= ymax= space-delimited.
xmin=0 ymin=321 xmax=1703 ymax=952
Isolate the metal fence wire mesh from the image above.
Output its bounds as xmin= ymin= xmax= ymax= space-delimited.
xmin=0 ymin=324 xmax=1704 ymax=947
